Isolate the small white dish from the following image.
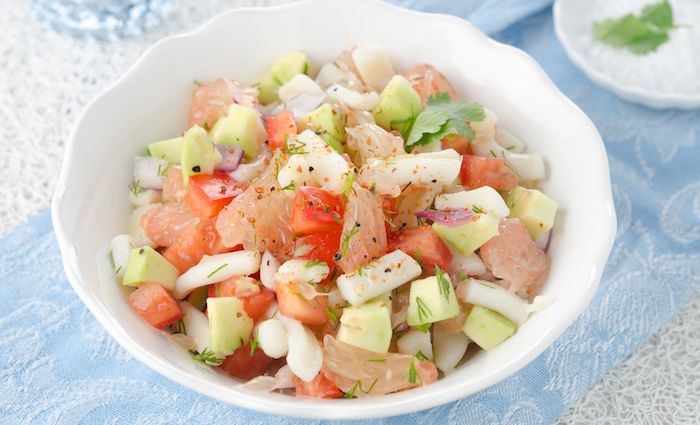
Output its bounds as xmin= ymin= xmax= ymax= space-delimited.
xmin=51 ymin=0 xmax=616 ymax=419
xmin=554 ymin=0 xmax=700 ymax=110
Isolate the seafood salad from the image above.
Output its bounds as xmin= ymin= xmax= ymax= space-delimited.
xmin=110 ymin=45 xmax=558 ymax=398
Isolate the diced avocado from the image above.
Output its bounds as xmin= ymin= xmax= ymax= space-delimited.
xmin=254 ymin=51 xmax=311 ymax=105
xmin=185 ymin=285 xmax=209 ymax=311
xmin=507 ymin=186 xmax=558 ymax=239
xmin=181 ymin=125 xmax=222 ymax=184
xmin=432 ymin=213 xmax=501 ymax=256
xmin=254 ymin=72 xmax=280 ymax=105
xmin=298 ymin=103 xmax=345 ymax=153
xmin=122 ymin=246 xmax=180 ymax=290
xmin=270 ymin=51 xmax=311 ymax=85
xmin=372 ymin=75 xmax=421 ymax=132
xmin=337 ymin=299 xmax=392 ymax=353
xmin=462 ymin=305 xmax=516 ymax=351
xmin=207 ymin=297 xmax=253 ymax=356
xmin=407 ymin=275 xmax=459 ymax=327
xmin=210 ymin=104 xmax=263 ymax=160
xmin=147 ymin=136 xmax=184 ymax=164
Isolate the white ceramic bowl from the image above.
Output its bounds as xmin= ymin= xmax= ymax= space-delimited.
xmin=554 ymin=0 xmax=700 ymax=110
xmin=51 ymin=0 xmax=616 ymax=419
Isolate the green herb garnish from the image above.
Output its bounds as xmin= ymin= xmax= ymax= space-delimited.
xmin=249 ymin=330 xmax=259 ymax=356
xmin=472 ymin=205 xmax=484 ymax=214
xmin=192 ymin=348 xmax=223 ymax=366
xmin=344 ymin=379 xmax=378 ymax=398
xmin=367 ymin=358 xmax=387 ymax=363
xmin=593 ymin=0 xmax=681 ymax=54
xmin=129 ymin=179 xmax=142 ymax=196
xmin=435 ymin=265 xmax=451 ymax=301
xmin=403 ymin=93 xmax=485 ymax=152
xmin=325 ymin=306 xmax=340 ymax=327
xmin=281 ymin=181 xmax=296 ymax=191
xmin=177 ymin=318 xmax=187 ymax=335
xmin=407 ymin=357 xmax=420 ymax=384
xmin=157 ymin=163 xmax=169 ymax=177
xmin=206 ymin=263 xmax=228 ymax=278
xmin=415 ymin=351 xmax=429 ymax=361
xmin=340 ymin=225 xmax=360 ymax=258
xmin=415 ymin=296 xmax=432 ymax=322
xmin=343 ymin=171 xmax=355 ymax=196
xmin=305 ymin=259 xmax=324 ymax=268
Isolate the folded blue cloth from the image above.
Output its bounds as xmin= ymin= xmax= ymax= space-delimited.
xmin=3 ymin=1 xmax=700 ymax=424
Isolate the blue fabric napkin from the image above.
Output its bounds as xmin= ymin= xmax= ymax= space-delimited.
xmin=3 ymin=1 xmax=700 ymax=423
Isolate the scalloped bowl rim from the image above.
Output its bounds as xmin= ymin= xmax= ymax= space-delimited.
xmin=51 ymin=0 xmax=617 ymax=419
xmin=553 ymin=0 xmax=700 ymax=110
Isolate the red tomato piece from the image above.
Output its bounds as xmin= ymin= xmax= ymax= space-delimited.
xmin=208 ymin=276 xmax=276 ymax=322
xmin=296 ymin=229 xmax=342 ymax=286
xmin=276 ymin=281 xmax=328 ymax=326
xmin=163 ymin=218 xmax=231 ymax=273
xmin=460 ymin=155 xmax=518 ymax=191
xmin=217 ymin=343 xmax=274 ymax=381
xmin=265 ymin=110 xmax=297 ymax=150
xmin=388 ymin=225 xmax=453 ymax=270
xmin=127 ymin=282 xmax=184 ymax=329
xmin=294 ymin=372 xmax=343 ymax=399
xmin=296 ymin=229 xmax=342 ymax=266
xmin=291 ymin=187 xmax=344 ymax=235
xmin=184 ymin=173 xmax=246 ymax=220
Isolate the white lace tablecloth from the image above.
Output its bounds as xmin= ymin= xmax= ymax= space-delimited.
xmin=2 ymin=0 xmax=699 ymax=423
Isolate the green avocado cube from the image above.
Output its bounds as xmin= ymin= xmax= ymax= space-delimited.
xmin=254 ymin=51 xmax=311 ymax=105
xmin=337 ymin=299 xmax=392 ymax=353
xmin=432 ymin=213 xmax=501 ymax=256
xmin=185 ymin=285 xmax=209 ymax=311
xmin=462 ymin=305 xmax=516 ymax=351
xmin=207 ymin=297 xmax=253 ymax=356
xmin=372 ymin=75 xmax=422 ymax=132
xmin=181 ymin=125 xmax=221 ymax=184
xmin=254 ymin=72 xmax=280 ymax=106
xmin=210 ymin=103 xmax=263 ymax=160
xmin=147 ymin=136 xmax=184 ymax=164
xmin=407 ymin=275 xmax=460 ymax=327
xmin=122 ymin=246 xmax=180 ymax=290
xmin=298 ymin=103 xmax=345 ymax=153
xmin=507 ymin=186 xmax=558 ymax=239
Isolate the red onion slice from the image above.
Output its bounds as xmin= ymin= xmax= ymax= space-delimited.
xmin=215 ymin=145 xmax=244 ymax=172
xmin=415 ymin=209 xmax=475 ymax=226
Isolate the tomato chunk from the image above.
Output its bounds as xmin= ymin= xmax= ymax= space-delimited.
xmin=208 ymin=276 xmax=276 ymax=322
xmin=292 ymin=187 xmax=344 ymax=235
xmin=127 ymin=282 xmax=184 ymax=329
xmin=276 ymin=281 xmax=328 ymax=326
xmin=296 ymin=229 xmax=342 ymax=287
xmin=184 ymin=173 xmax=246 ymax=220
xmin=460 ymin=155 xmax=518 ymax=190
xmin=265 ymin=110 xmax=297 ymax=150
xmin=163 ymin=218 xmax=231 ymax=273
xmin=217 ymin=343 xmax=274 ymax=381
xmin=388 ymin=225 xmax=453 ymax=270
xmin=294 ymin=372 xmax=343 ymax=399
xmin=296 ymin=229 xmax=342 ymax=266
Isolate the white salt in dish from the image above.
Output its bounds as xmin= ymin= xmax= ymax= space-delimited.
xmin=554 ymin=0 xmax=700 ymax=109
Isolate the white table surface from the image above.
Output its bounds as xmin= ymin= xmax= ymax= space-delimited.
xmin=2 ymin=0 xmax=698 ymax=423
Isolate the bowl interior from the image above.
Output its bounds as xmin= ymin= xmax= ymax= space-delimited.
xmin=52 ymin=0 xmax=615 ymax=419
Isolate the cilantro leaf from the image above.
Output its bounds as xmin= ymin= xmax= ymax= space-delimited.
xmin=404 ymin=92 xmax=484 ymax=151
xmin=641 ymin=0 xmax=673 ymax=30
xmin=592 ymin=1 xmax=679 ymax=55
xmin=627 ymin=30 xmax=669 ymax=54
